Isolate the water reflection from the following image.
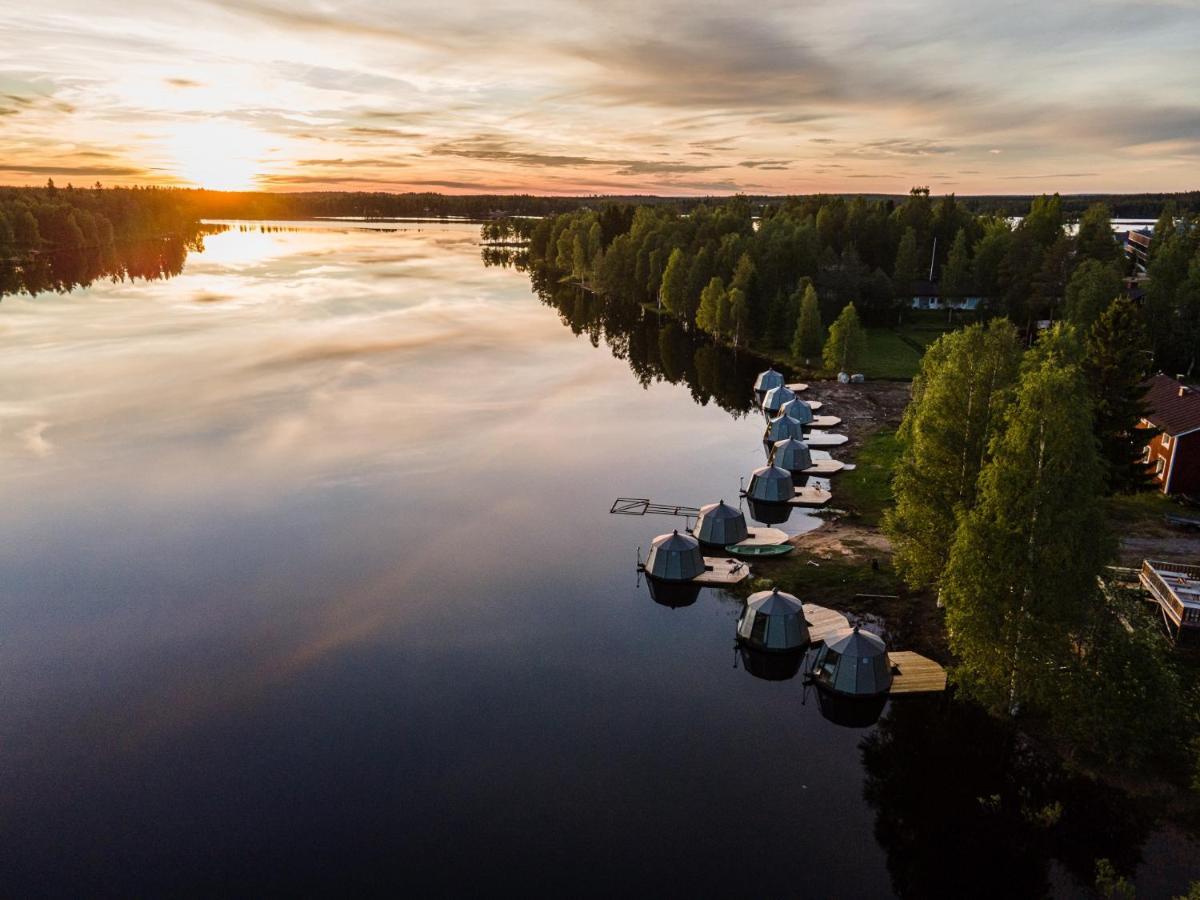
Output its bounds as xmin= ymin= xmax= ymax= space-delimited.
xmin=516 ymin=267 xmax=777 ymax=417
xmin=1 ymin=223 xmax=1194 ymax=897
xmin=0 ymin=226 xmax=217 ymax=300
xmin=861 ymin=697 xmax=1154 ymax=898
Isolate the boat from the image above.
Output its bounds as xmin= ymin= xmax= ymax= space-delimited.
xmin=725 ymin=543 xmax=794 ymax=558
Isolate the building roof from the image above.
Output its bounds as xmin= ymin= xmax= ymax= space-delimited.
xmin=1142 ymin=374 xmax=1200 ymax=437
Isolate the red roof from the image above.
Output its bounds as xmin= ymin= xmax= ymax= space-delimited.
xmin=1142 ymin=374 xmax=1200 ymax=436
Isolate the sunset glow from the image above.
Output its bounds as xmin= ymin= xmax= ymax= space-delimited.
xmin=0 ymin=1 xmax=1197 ymax=194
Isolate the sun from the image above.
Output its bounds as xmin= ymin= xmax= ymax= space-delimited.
xmin=168 ymin=121 xmax=271 ymax=191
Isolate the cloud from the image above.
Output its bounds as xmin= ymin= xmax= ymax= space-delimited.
xmin=0 ymin=162 xmax=148 ymax=176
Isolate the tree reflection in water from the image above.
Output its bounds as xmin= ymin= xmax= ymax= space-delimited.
xmin=0 ymin=225 xmax=220 ymax=301
xmin=482 ymin=260 xmax=779 ymax=417
xmin=860 ymin=696 xmax=1151 ymax=898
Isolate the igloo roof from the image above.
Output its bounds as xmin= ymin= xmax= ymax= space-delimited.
xmin=780 ymin=397 xmax=814 ymax=424
xmin=746 ymin=587 xmax=804 ymax=615
xmin=754 ymin=368 xmax=785 ymax=392
xmin=762 ymin=385 xmax=796 ymax=412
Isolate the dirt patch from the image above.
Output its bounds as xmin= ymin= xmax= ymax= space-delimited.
xmin=808 ymin=378 xmax=910 ymax=455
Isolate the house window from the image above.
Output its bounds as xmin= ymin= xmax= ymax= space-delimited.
xmin=1163 ymin=434 xmax=1172 ymax=450
xmin=1142 ymin=445 xmax=1152 ymax=464
xmin=1155 ymin=459 xmax=1166 ymax=476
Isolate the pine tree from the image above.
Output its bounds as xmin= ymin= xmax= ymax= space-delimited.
xmin=696 ymin=276 xmax=724 ymax=335
xmin=1084 ymin=297 xmax=1153 ymax=493
xmin=791 ymin=284 xmax=824 ymax=362
xmin=822 ymin=302 xmax=867 ymax=372
xmin=941 ymin=325 xmax=1109 ymax=715
xmin=884 ymin=320 xmax=1023 ymax=589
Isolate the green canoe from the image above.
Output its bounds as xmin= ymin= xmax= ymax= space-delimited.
xmin=725 ymin=543 xmax=794 ymax=558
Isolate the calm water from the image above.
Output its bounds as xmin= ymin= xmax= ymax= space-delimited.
xmin=1 ymin=223 xmax=1196 ymax=897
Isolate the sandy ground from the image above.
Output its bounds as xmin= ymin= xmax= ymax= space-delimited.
xmin=792 ymin=379 xmax=909 ymax=560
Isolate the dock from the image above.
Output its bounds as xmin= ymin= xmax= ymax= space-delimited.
xmin=790 ymin=486 xmax=832 ymax=508
xmin=805 ymin=415 xmax=842 ymax=429
xmin=801 ymin=460 xmax=845 ymax=476
xmin=730 ymin=527 xmax=790 ymax=548
xmin=786 ymin=383 xmax=808 ymax=393
xmin=888 ymin=651 xmax=948 ymax=694
xmin=1139 ymin=559 xmax=1200 ymax=635
xmin=802 ymin=433 xmax=849 ymax=448
xmin=610 ymin=498 xmax=699 ymax=517
xmin=803 ymin=603 xmax=850 ymax=644
xmin=694 ymin=557 xmax=752 ymax=586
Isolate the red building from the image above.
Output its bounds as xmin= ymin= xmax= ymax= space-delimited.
xmin=1140 ymin=374 xmax=1200 ymax=496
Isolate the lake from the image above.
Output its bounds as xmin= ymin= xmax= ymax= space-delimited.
xmin=1 ymin=222 xmax=1195 ymax=896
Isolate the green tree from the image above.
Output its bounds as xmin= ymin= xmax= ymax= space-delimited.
xmin=940 ymin=228 xmax=972 ymax=299
xmin=822 ymin=301 xmax=867 ymax=372
xmin=885 ymin=320 xmax=1023 ymax=590
xmin=1064 ymin=259 xmax=1122 ymax=330
xmin=659 ymin=247 xmax=689 ymax=318
xmin=791 ymin=284 xmax=824 ymax=361
xmin=941 ymin=326 xmax=1109 ymax=715
xmin=1150 ymin=201 xmax=1176 ymax=263
xmin=1021 ymin=193 xmax=1064 ymax=247
xmin=1075 ymin=202 xmax=1119 ymax=265
xmin=892 ymin=226 xmax=920 ymax=297
xmin=14 ymin=210 xmax=40 ymax=249
xmin=728 ymin=287 xmax=749 ymax=345
xmin=696 ymin=276 xmax=724 ymax=335
xmin=1084 ymin=297 xmax=1153 ymax=493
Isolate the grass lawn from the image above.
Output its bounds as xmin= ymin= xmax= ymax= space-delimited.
xmin=1105 ymin=490 xmax=1192 ymax=528
xmin=862 ymin=329 xmax=923 ymax=379
xmin=839 ymin=429 xmax=901 ymax=526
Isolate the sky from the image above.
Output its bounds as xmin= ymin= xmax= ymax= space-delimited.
xmin=0 ymin=0 xmax=1198 ymax=196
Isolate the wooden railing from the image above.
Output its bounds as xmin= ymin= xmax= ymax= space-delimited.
xmin=1141 ymin=560 xmax=1200 ymax=628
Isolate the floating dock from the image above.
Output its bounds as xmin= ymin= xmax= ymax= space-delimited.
xmin=802 ymin=433 xmax=849 ymax=448
xmin=887 ymin=651 xmax=948 ymax=694
xmin=728 ymin=527 xmax=790 ymax=549
xmin=790 ymin=486 xmax=833 ymax=507
xmin=803 ymin=603 xmax=850 ymax=643
xmin=801 ymin=460 xmax=845 ymax=476
xmin=694 ymin=557 xmax=752 ymax=586
xmin=786 ymin=383 xmax=809 ymax=393
xmin=805 ymin=415 xmax=842 ymax=429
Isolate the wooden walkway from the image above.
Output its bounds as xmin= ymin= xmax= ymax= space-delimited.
xmin=803 ymin=603 xmax=850 ymax=644
xmin=888 ymin=651 xmax=947 ymax=694
xmin=694 ymin=557 xmax=752 ymax=586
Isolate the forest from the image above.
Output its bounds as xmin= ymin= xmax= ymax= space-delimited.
xmin=518 ymin=190 xmax=1200 ymax=379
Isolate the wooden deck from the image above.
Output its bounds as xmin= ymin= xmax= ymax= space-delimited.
xmin=803 ymin=603 xmax=850 ymax=644
xmin=805 ymin=400 xmax=822 ymax=412
xmin=789 ymin=486 xmax=833 ymax=507
xmin=1139 ymin=559 xmax=1200 ymax=632
xmin=694 ymin=556 xmax=752 ymax=586
xmin=733 ymin=527 xmax=790 ymax=548
xmin=801 ymin=460 xmax=845 ymax=476
xmin=803 ymin=433 xmax=849 ymax=448
xmin=786 ymin=383 xmax=808 ymax=393
xmin=888 ymin=651 xmax=947 ymax=694
xmin=805 ymin=415 xmax=842 ymax=429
